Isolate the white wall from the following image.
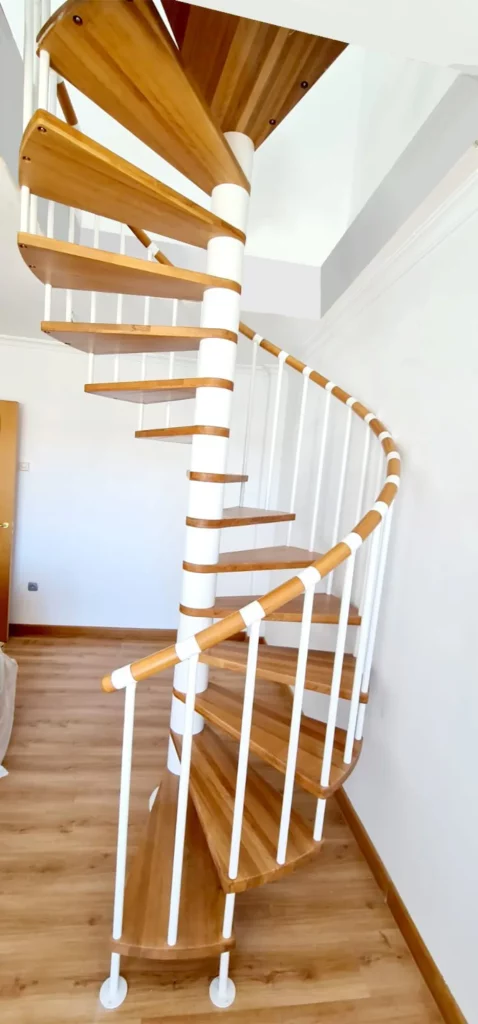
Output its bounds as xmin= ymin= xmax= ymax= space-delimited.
xmin=296 ymin=167 xmax=478 ymax=1022
xmin=0 ymin=336 xmax=272 ymax=629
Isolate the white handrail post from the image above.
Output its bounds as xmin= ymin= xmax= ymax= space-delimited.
xmin=210 ymin=894 xmax=236 ymax=1008
xmin=309 ymin=387 xmax=332 ymax=551
xmin=264 ymin=350 xmax=288 ymax=509
xmin=138 ymin=250 xmax=152 ymax=431
xmin=165 ymin=298 xmax=178 ymax=428
xmin=326 ymin=402 xmax=353 ymax=595
xmin=20 ymin=0 xmax=34 ymax=231
xmin=314 ymin=549 xmax=356 ymax=840
xmin=355 ymin=505 xmax=394 ymax=741
xmin=27 ymin=0 xmax=42 ymax=234
xmin=286 ymin=366 xmax=311 ymax=544
xmin=167 ymin=654 xmax=199 ymax=946
xmin=114 ymin=224 xmax=127 ymax=382
xmin=227 ymin=617 xmax=262 ymax=878
xmin=343 ymin=524 xmax=381 ymax=762
xmin=276 ymin=571 xmax=317 ymax=863
xmin=239 ymin=334 xmax=260 ymax=506
xmin=99 ymin=679 xmax=136 ymax=1009
xmin=87 ymin=215 xmax=100 ymax=383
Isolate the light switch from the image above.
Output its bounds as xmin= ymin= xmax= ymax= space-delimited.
xmin=19 ymin=462 xmax=30 ymax=472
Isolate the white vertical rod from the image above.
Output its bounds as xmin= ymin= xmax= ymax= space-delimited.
xmin=276 ymin=582 xmax=316 ymax=863
xmin=286 ymin=369 xmax=311 ymax=544
xmin=20 ymin=0 xmax=34 ymax=231
xmin=319 ymin=553 xmax=355 ymax=790
xmin=32 ymin=0 xmax=41 ymax=87
xmin=64 ymin=207 xmax=76 ymax=322
xmin=239 ymin=335 xmax=260 ymax=506
xmin=343 ymin=526 xmax=382 ymax=763
xmin=354 ymin=452 xmax=384 ymax=658
xmin=138 ymin=251 xmax=152 ymax=430
xmin=264 ymin=352 xmax=287 ymax=509
xmin=355 ymin=428 xmax=371 ymax=525
xmin=37 ymin=48 xmax=50 ymax=107
xmin=355 ymin=505 xmax=394 ymax=741
xmin=88 ymin=215 xmax=100 ymax=384
xmin=27 ymin=0 xmax=43 ymax=235
xmin=111 ymin=680 xmax=137 ymax=941
xmin=228 ymin=619 xmax=261 ymax=879
xmin=309 ymin=390 xmax=331 ymax=551
xmin=326 ymin=406 xmax=353 ymax=595
xmin=167 ymin=654 xmax=199 ymax=946
xmin=114 ymin=224 xmax=127 ymax=382
xmin=165 ymin=299 xmax=178 ymax=428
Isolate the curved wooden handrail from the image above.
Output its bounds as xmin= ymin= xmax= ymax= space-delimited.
xmin=102 ymin=323 xmax=400 ymax=691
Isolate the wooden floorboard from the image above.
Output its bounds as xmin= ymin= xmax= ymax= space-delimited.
xmin=0 ymin=636 xmax=443 ymax=1024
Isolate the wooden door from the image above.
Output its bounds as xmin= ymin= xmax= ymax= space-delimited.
xmin=0 ymin=402 xmax=19 ymax=642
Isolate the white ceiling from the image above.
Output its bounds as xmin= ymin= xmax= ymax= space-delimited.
xmin=182 ymin=0 xmax=478 ymax=69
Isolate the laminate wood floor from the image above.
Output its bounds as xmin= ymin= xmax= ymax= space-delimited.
xmin=0 ymin=636 xmax=442 ymax=1024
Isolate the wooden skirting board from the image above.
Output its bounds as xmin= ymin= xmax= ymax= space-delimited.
xmin=335 ymin=790 xmax=466 ymax=1024
xmin=9 ymin=624 xmax=177 ymax=641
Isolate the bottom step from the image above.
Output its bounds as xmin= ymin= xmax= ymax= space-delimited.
xmin=112 ymin=771 xmax=233 ymax=960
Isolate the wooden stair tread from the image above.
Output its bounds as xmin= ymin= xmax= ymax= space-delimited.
xmin=170 ymin=727 xmax=321 ymax=894
xmin=18 ymin=234 xmax=239 ymax=301
xmin=167 ymin=3 xmax=347 ymax=148
xmin=174 ymin=678 xmax=361 ymax=798
xmin=184 ymin=545 xmax=321 ymax=573
xmin=136 ymin=426 xmax=228 ymax=443
xmin=112 ymin=770 xmax=233 ymax=961
xmin=185 ymin=592 xmax=361 ymax=624
xmin=84 ymin=377 xmax=232 ymax=405
xmin=199 ymin=643 xmax=367 ymax=703
xmin=186 ymin=506 xmax=295 ymax=528
xmin=38 ymin=0 xmax=249 ymax=195
xmin=187 ymin=472 xmax=248 ymax=484
xmin=41 ymin=323 xmax=237 ymax=355
xmin=20 ymin=111 xmax=244 ymax=250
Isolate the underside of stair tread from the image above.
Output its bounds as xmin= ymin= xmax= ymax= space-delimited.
xmin=111 ymin=770 xmax=233 ymax=961
xmin=84 ymin=377 xmax=232 ymax=405
xmin=174 ymin=677 xmax=362 ymax=798
xmin=171 ymin=726 xmax=322 ymax=894
xmin=41 ymin=322 xmax=237 ymax=355
xmin=165 ymin=2 xmax=347 ymax=148
xmin=18 ymin=234 xmax=239 ymax=301
xmin=186 ymin=506 xmax=295 ymax=528
xmin=136 ymin=425 xmax=227 ymax=443
xmin=186 ymin=592 xmax=361 ymax=624
xmin=20 ymin=111 xmax=244 ymax=249
xmin=38 ymin=0 xmax=249 ymax=195
xmin=184 ymin=545 xmax=321 ymax=573
xmin=199 ymin=642 xmax=366 ymax=703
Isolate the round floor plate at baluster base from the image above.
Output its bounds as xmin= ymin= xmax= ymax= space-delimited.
xmin=209 ymin=976 xmax=236 ymax=1008
xmin=99 ymin=976 xmax=128 ymax=1009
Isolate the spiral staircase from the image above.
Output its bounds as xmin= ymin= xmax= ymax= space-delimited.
xmin=18 ymin=0 xmax=400 ymax=1012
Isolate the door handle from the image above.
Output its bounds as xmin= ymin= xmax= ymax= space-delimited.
xmin=0 ymin=523 xmax=9 ymax=529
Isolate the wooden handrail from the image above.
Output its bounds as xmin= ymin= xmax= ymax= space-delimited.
xmin=102 ymin=318 xmax=400 ymax=691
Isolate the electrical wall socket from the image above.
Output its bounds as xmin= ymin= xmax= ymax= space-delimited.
xmin=27 ymin=582 xmax=38 ymax=592
xmin=19 ymin=462 xmax=30 ymax=472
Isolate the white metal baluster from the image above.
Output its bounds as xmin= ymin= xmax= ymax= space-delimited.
xmin=239 ymin=334 xmax=260 ymax=506
xmin=355 ymin=427 xmax=371 ymax=526
xmin=287 ymin=367 xmax=311 ymax=544
xmin=167 ymin=654 xmax=199 ymax=946
xmin=276 ymin=577 xmax=316 ymax=863
xmin=138 ymin=251 xmax=152 ymax=431
xmin=64 ymin=208 xmax=76 ymax=322
xmin=343 ymin=525 xmax=381 ymax=762
xmin=210 ymin=617 xmax=261 ymax=1008
xmin=326 ymin=403 xmax=353 ymax=595
xmin=113 ymin=224 xmax=127 ymax=382
xmin=264 ymin=350 xmax=288 ymax=509
xmin=20 ymin=0 xmax=34 ymax=231
xmin=165 ymin=299 xmax=178 ymax=428
xmin=314 ymin=551 xmax=355 ymax=840
xmin=99 ymin=679 xmax=136 ymax=1009
xmin=210 ymin=894 xmax=236 ymax=1008
xmin=41 ymin=2 xmax=54 ymax=321
xmin=27 ymin=0 xmax=42 ymax=234
xmin=87 ymin=215 xmax=100 ymax=383
xmin=354 ymin=452 xmax=384 ymax=657
xmin=355 ymin=504 xmax=394 ymax=741
xmin=309 ymin=388 xmax=332 ymax=551
xmin=228 ymin=618 xmax=261 ymax=879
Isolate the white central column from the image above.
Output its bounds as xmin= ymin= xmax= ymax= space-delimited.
xmin=169 ymin=133 xmax=254 ymax=762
